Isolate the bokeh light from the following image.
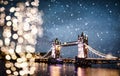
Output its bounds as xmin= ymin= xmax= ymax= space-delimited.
xmin=0 ymin=0 xmax=43 ymax=75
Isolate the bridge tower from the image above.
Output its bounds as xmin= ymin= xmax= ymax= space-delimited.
xmin=77 ymin=32 xmax=88 ymax=58
xmin=51 ymin=38 xmax=61 ymax=59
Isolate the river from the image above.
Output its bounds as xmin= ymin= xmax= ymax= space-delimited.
xmin=35 ymin=63 xmax=120 ymax=76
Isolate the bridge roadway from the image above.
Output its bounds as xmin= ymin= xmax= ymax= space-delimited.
xmin=35 ymin=58 xmax=120 ymax=65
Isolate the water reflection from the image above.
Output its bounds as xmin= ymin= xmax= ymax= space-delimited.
xmin=35 ymin=63 xmax=120 ymax=76
xmin=50 ymin=65 xmax=61 ymax=76
xmin=77 ymin=68 xmax=86 ymax=76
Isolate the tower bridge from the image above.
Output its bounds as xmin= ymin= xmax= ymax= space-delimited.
xmin=35 ymin=32 xmax=120 ymax=66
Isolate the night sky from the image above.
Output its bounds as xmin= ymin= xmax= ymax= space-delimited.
xmin=36 ymin=0 xmax=120 ymax=58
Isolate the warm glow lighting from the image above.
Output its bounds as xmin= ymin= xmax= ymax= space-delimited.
xmin=13 ymin=26 xmax=18 ymax=31
xmin=25 ymin=1 xmax=30 ymax=6
xmin=13 ymin=71 xmax=18 ymax=76
xmin=26 ymin=45 xmax=35 ymax=53
xmin=25 ymin=18 xmax=30 ymax=23
xmin=5 ymin=55 xmax=11 ymax=60
xmin=17 ymin=58 xmax=22 ymax=63
xmin=6 ymin=16 xmax=11 ymax=20
xmin=23 ymin=22 xmax=30 ymax=31
xmin=1 ymin=13 xmax=5 ymax=18
xmin=30 ymin=66 xmax=36 ymax=72
xmin=18 ymin=37 xmax=24 ymax=44
xmin=0 ymin=18 xmax=5 ymax=26
xmin=4 ymin=38 xmax=10 ymax=46
xmin=11 ymin=55 xmax=17 ymax=60
xmin=12 ymin=34 xmax=18 ymax=39
xmin=19 ymin=70 xmax=25 ymax=76
xmin=10 ymin=7 xmax=15 ymax=12
xmin=23 ymin=33 xmax=30 ymax=40
xmin=17 ymin=30 xmax=23 ymax=36
xmin=6 ymin=21 xmax=12 ymax=26
xmin=21 ymin=57 xmax=27 ymax=62
xmin=15 ymin=45 xmax=22 ymax=53
xmin=30 ymin=8 xmax=37 ymax=14
xmin=2 ymin=0 xmax=43 ymax=75
xmin=12 ymin=18 xmax=18 ymax=23
xmin=29 ymin=69 xmax=35 ymax=75
xmin=11 ymin=66 xmax=16 ymax=71
xmin=20 ymin=62 xmax=28 ymax=67
xmin=4 ymin=1 xmax=8 ymax=5
xmin=15 ymin=7 xmax=20 ymax=11
xmin=6 ymin=70 xmax=11 ymax=74
xmin=5 ymin=63 xmax=11 ymax=68
xmin=8 ymin=48 xmax=14 ymax=54
xmin=14 ymin=12 xmax=20 ymax=16
xmin=0 ymin=39 xmax=3 ymax=47
xmin=26 ymin=53 xmax=32 ymax=58
xmin=3 ymin=27 xmax=11 ymax=38
xmin=15 ymin=63 xmax=20 ymax=68
xmin=0 ymin=7 xmax=5 ymax=12
xmin=31 ymin=25 xmax=38 ymax=35
xmin=50 ymin=66 xmax=61 ymax=76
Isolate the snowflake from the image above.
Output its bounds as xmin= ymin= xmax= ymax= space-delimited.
xmin=92 ymin=3 xmax=95 ymax=6
xmin=100 ymin=32 xmax=103 ymax=34
xmin=63 ymin=10 xmax=66 ymax=13
xmin=57 ymin=17 xmax=60 ymax=20
xmin=91 ymin=11 xmax=94 ymax=14
xmin=61 ymin=19 xmax=64 ymax=23
xmin=79 ymin=18 xmax=82 ymax=20
xmin=70 ymin=13 xmax=74 ymax=16
xmin=54 ymin=12 xmax=56 ymax=14
xmin=48 ymin=4 xmax=51 ymax=7
xmin=55 ymin=28 xmax=58 ymax=30
xmin=106 ymin=4 xmax=108 ymax=7
xmin=70 ymin=32 xmax=73 ymax=35
xmin=61 ymin=5 xmax=64 ymax=8
xmin=77 ymin=18 xmax=80 ymax=21
xmin=66 ymin=26 xmax=70 ymax=29
xmin=66 ymin=4 xmax=69 ymax=7
xmin=79 ymin=4 xmax=82 ymax=7
xmin=97 ymin=33 xmax=100 ymax=37
xmin=109 ymin=10 xmax=112 ymax=14
xmin=85 ymin=22 xmax=88 ymax=25
xmin=106 ymin=31 xmax=109 ymax=34
xmin=75 ymin=28 xmax=79 ymax=31
xmin=115 ymin=3 xmax=118 ymax=6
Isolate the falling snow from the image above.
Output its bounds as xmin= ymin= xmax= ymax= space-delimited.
xmin=37 ymin=0 xmax=120 ymax=57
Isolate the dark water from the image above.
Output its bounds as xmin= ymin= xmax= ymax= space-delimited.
xmin=35 ymin=63 xmax=120 ymax=76
xmin=0 ymin=59 xmax=119 ymax=76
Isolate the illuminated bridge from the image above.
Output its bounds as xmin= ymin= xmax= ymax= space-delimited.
xmin=35 ymin=32 xmax=120 ymax=66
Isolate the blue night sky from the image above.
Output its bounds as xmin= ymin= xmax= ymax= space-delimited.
xmin=36 ymin=0 xmax=120 ymax=58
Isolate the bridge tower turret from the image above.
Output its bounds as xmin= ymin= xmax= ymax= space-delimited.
xmin=77 ymin=32 xmax=88 ymax=58
xmin=51 ymin=38 xmax=61 ymax=59
xmin=51 ymin=42 xmax=56 ymax=58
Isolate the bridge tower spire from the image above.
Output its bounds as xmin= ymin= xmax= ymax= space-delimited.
xmin=77 ymin=32 xmax=88 ymax=58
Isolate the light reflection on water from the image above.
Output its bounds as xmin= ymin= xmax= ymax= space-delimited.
xmin=35 ymin=63 xmax=120 ymax=76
